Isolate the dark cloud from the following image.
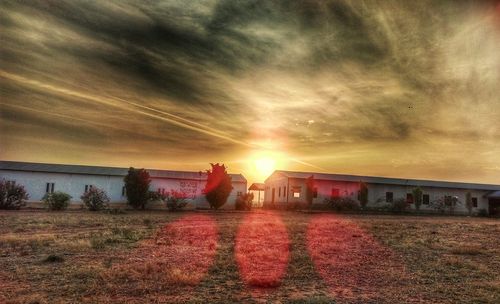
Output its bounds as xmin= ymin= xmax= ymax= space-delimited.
xmin=1 ymin=0 xmax=499 ymax=183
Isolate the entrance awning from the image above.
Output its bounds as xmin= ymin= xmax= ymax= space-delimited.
xmin=249 ymin=183 xmax=265 ymax=191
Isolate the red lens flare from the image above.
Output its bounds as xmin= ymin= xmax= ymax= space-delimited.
xmin=235 ymin=211 xmax=290 ymax=290
xmin=105 ymin=214 xmax=218 ymax=294
xmin=307 ymin=214 xmax=411 ymax=302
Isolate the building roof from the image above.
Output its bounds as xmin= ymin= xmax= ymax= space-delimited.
xmin=0 ymin=161 xmax=247 ymax=183
xmin=488 ymin=191 xmax=500 ymax=198
xmin=268 ymin=170 xmax=500 ymax=191
xmin=248 ymin=183 xmax=265 ymax=191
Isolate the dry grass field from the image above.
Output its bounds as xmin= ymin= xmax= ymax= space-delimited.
xmin=0 ymin=210 xmax=498 ymax=303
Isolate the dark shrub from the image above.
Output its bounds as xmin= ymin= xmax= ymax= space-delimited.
xmin=43 ymin=254 xmax=64 ymax=263
xmin=235 ymin=192 xmax=254 ymax=211
xmin=326 ymin=197 xmax=360 ymax=212
xmin=81 ymin=187 xmax=110 ymax=211
xmin=391 ymin=198 xmax=409 ymax=213
xmin=0 ymin=180 xmax=29 ymax=210
xmin=43 ymin=191 xmax=71 ymax=211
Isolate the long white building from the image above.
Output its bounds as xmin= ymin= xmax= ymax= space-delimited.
xmin=264 ymin=170 xmax=500 ymax=216
xmin=0 ymin=161 xmax=247 ymax=210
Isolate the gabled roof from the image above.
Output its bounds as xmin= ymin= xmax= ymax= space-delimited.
xmin=248 ymin=183 xmax=265 ymax=191
xmin=0 ymin=161 xmax=246 ymax=183
xmin=267 ymin=170 xmax=500 ymax=191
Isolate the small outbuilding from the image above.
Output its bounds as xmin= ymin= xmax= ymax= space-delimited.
xmin=248 ymin=182 xmax=265 ymax=207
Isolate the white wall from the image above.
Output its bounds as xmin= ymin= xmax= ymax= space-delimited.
xmin=0 ymin=170 xmax=125 ymax=203
xmin=0 ymin=170 xmax=247 ymax=209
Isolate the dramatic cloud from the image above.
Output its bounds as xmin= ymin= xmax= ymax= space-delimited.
xmin=1 ymin=0 xmax=499 ymax=184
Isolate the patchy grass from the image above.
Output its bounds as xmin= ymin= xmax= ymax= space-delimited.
xmin=0 ymin=210 xmax=498 ymax=303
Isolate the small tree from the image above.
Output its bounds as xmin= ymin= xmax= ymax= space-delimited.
xmin=124 ymin=167 xmax=151 ymax=210
xmin=305 ymin=175 xmax=315 ymax=209
xmin=465 ymin=192 xmax=473 ymax=215
xmin=81 ymin=187 xmax=110 ymax=211
xmin=235 ymin=192 xmax=254 ymax=211
xmin=165 ymin=190 xmax=188 ymax=212
xmin=0 ymin=180 xmax=29 ymax=210
xmin=359 ymin=181 xmax=368 ymax=209
xmin=203 ymin=163 xmax=233 ymax=210
xmin=43 ymin=191 xmax=71 ymax=211
xmin=412 ymin=187 xmax=423 ymax=212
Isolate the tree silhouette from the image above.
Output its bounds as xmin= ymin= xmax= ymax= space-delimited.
xmin=306 ymin=175 xmax=315 ymax=208
xmin=124 ymin=167 xmax=151 ymax=210
xmin=359 ymin=181 xmax=368 ymax=209
xmin=203 ymin=163 xmax=233 ymax=210
xmin=412 ymin=187 xmax=423 ymax=212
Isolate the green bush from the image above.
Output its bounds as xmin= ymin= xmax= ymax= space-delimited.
xmin=235 ymin=192 xmax=254 ymax=211
xmin=391 ymin=198 xmax=409 ymax=213
xmin=0 ymin=180 xmax=29 ymax=210
xmin=81 ymin=187 xmax=110 ymax=211
xmin=43 ymin=191 xmax=71 ymax=211
xmin=325 ymin=197 xmax=360 ymax=212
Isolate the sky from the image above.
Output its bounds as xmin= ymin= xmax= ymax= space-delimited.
xmin=1 ymin=0 xmax=500 ymax=185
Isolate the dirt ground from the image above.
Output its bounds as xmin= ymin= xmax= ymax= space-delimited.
xmin=0 ymin=210 xmax=498 ymax=303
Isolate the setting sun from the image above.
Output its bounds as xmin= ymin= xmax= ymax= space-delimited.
xmin=254 ymin=157 xmax=276 ymax=179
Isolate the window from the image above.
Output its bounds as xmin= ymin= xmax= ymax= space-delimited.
xmin=284 ymin=186 xmax=286 ymax=196
xmin=406 ymin=193 xmax=413 ymax=204
xmin=472 ymin=197 xmax=478 ymax=208
xmin=122 ymin=186 xmax=126 ymax=196
xmin=7 ymin=180 xmax=16 ymax=186
xmin=385 ymin=192 xmax=393 ymax=203
xmin=84 ymin=185 xmax=93 ymax=192
xmin=278 ymin=187 xmax=281 ymax=197
xmin=237 ymin=191 xmax=243 ymax=197
xmin=313 ymin=187 xmax=318 ymax=198
xmin=45 ymin=182 xmax=55 ymax=194
xmin=331 ymin=188 xmax=340 ymax=198
xmin=423 ymin=194 xmax=430 ymax=204
xmin=292 ymin=186 xmax=301 ymax=198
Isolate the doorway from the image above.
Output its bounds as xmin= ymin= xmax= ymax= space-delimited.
xmin=488 ymin=198 xmax=500 ymax=217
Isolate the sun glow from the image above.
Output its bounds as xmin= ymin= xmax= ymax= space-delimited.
xmin=254 ymin=157 xmax=276 ymax=179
